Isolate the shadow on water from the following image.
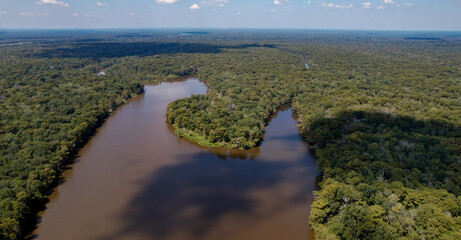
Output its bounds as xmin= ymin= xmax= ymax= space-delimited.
xmin=105 ymin=152 xmax=314 ymax=239
xmin=100 ymin=106 xmax=317 ymax=240
xmin=268 ymin=134 xmax=306 ymax=143
xmin=32 ymin=78 xmax=317 ymax=240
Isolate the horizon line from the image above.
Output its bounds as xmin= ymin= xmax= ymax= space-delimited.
xmin=1 ymin=27 xmax=461 ymax=33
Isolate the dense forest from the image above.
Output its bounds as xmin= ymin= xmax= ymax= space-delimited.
xmin=0 ymin=30 xmax=460 ymax=239
xmin=168 ymin=33 xmax=461 ymax=239
xmin=289 ymin=39 xmax=461 ymax=239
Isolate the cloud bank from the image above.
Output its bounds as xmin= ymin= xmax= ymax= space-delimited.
xmin=156 ymin=0 xmax=178 ymax=4
xmin=35 ymin=0 xmax=69 ymax=7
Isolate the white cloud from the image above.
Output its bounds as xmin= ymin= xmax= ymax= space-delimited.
xmin=20 ymin=11 xmax=48 ymax=17
xmin=307 ymin=1 xmax=311 ymax=4
xmin=395 ymin=3 xmax=413 ymax=7
xmin=202 ymin=0 xmax=229 ymax=7
xmin=237 ymin=11 xmax=242 ymax=15
xmin=156 ymin=0 xmax=178 ymax=4
xmin=384 ymin=0 xmax=395 ymax=4
xmin=0 ymin=11 xmax=7 ymax=15
xmin=376 ymin=5 xmax=384 ymax=10
xmin=274 ymin=0 xmax=281 ymax=5
xmin=96 ymin=2 xmax=108 ymax=7
xmin=362 ymin=2 xmax=372 ymax=8
xmin=35 ymin=0 xmax=69 ymax=7
xmin=322 ymin=3 xmax=353 ymax=9
xmin=335 ymin=4 xmax=353 ymax=9
xmin=190 ymin=3 xmax=201 ymax=10
xmin=72 ymin=13 xmax=78 ymax=16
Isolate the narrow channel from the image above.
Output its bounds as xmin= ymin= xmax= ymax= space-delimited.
xmin=33 ymin=78 xmax=318 ymax=240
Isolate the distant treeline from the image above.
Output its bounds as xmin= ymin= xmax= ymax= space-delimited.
xmin=1 ymin=31 xmax=460 ymax=240
xmin=0 ymin=40 xmax=197 ymax=239
xmin=167 ymin=33 xmax=461 ymax=239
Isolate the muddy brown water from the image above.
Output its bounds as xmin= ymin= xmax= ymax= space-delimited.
xmin=33 ymin=78 xmax=318 ymax=240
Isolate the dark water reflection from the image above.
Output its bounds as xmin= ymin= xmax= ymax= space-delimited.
xmin=34 ymin=78 xmax=318 ymax=240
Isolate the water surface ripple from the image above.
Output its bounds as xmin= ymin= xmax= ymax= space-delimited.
xmin=34 ymin=78 xmax=318 ymax=240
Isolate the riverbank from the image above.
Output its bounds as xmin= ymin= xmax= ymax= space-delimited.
xmin=20 ymin=86 xmax=145 ymax=240
xmin=33 ymin=78 xmax=318 ymax=240
xmin=170 ymin=103 xmax=294 ymax=150
xmin=21 ymin=76 xmax=193 ymax=239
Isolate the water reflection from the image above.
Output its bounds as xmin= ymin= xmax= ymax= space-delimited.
xmin=107 ymin=106 xmax=317 ymax=240
xmin=34 ymin=78 xmax=317 ymax=240
xmin=108 ymin=150 xmax=313 ymax=240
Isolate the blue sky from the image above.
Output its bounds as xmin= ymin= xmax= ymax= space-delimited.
xmin=0 ymin=0 xmax=460 ymax=30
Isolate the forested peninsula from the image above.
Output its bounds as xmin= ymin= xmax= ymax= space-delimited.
xmin=1 ymin=30 xmax=460 ymax=239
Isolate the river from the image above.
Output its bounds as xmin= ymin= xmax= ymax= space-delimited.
xmin=33 ymin=78 xmax=318 ymax=240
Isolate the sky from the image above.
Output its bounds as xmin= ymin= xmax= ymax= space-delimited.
xmin=0 ymin=0 xmax=460 ymax=30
